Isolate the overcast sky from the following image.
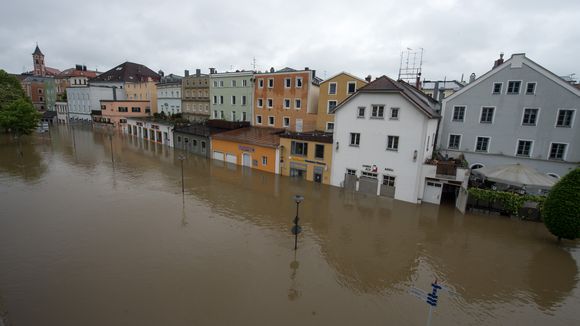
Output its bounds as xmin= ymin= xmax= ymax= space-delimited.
xmin=1 ymin=0 xmax=579 ymax=82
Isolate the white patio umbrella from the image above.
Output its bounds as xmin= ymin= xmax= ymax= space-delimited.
xmin=472 ymin=163 xmax=556 ymax=188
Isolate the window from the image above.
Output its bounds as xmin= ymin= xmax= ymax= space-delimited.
xmin=283 ymin=117 xmax=290 ymax=127
xmin=390 ymin=107 xmax=399 ymax=120
xmin=526 ymin=82 xmax=536 ymax=95
xmin=267 ymin=98 xmax=273 ymax=108
xmin=295 ymin=99 xmax=301 ymax=109
xmin=556 ymin=109 xmax=574 ymax=127
xmin=507 ymin=81 xmax=521 ymax=94
xmin=219 ymin=81 xmax=224 ymax=87
xmin=177 ymin=136 xmax=181 ymax=142
xmin=262 ymin=156 xmax=268 ymax=166
xmin=328 ymin=82 xmax=337 ymax=94
xmin=232 ymin=80 xmax=237 ymax=87
xmin=296 ymin=77 xmax=303 ymax=88
xmin=284 ymin=78 xmax=291 ymax=88
xmin=475 ymin=137 xmax=490 ymax=152
xmin=357 ymin=107 xmax=365 ymax=118
xmin=347 ymin=81 xmax=356 ymax=94
xmin=516 ymin=140 xmax=533 ymax=157
xmin=193 ymin=139 xmax=198 ymax=146
xmin=549 ymin=143 xmax=567 ymax=160
xmin=220 ymin=111 xmax=224 ymax=119
xmin=232 ymin=111 xmax=236 ymax=121
xmin=219 ymin=96 xmax=224 ymax=104
xmin=242 ymin=80 xmax=248 ymax=87
xmin=371 ymin=105 xmax=385 ymax=118
xmin=242 ymin=96 xmax=247 ymax=106
xmin=267 ymin=78 xmax=274 ymax=88
xmin=383 ymin=175 xmax=396 ymax=187
xmin=492 ymin=82 xmax=502 ymax=94
xmin=268 ymin=116 xmax=275 ymax=125
xmin=132 ymin=107 xmax=141 ymax=112
xmin=346 ymin=169 xmax=356 ymax=175
xmin=326 ymin=122 xmax=334 ymax=132
xmin=452 ymin=106 xmax=465 ymax=122
xmin=291 ymin=141 xmax=308 ymax=156
xmin=448 ymin=134 xmax=461 ymax=150
xmin=328 ymin=100 xmax=337 ymax=113
xmin=480 ymin=107 xmax=495 ymax=123
xmin=258 ymin=79 xmax=264 ymax=88
xmin=257 ymin=98 xmax=263 ymax=108
xmin=350 ymin=133 xmax=360 ymax=146
xmin=256 ymin=115 xmax=262 ymax=124
xmin=213 ymin=110 xmax=218 ymax=119
xmin=284 ymin=99 xmax=291 ymax=109
xmin=242 ymin=112 xmax=247 ymax=121
xmin=522 ymin=108 xmax=538 ymax=125
xmin=315 ymin=144 xmax=324 ymax=159
xmin=118 ymin=107 xmax=128 ymax=112
xmin=231 ymin=96 xmax=236 ymax=105
xmin=387 ymin=135 xmax=399 ymax=151
xmin=119 ymin=119 xmax=127 ymax=124
xmin=213 ymin=81 xmax=218 ymax=87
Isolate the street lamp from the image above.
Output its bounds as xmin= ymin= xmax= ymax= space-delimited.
xmin=178 ymin=153 xmax=186 ymax=194
xmin=108 ymin=126 xmax=115 ymax=165
xmin=291 ymin=194 xmax=304 ymax=251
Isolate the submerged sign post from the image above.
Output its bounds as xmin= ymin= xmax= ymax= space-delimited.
xmin=409 ymin=280 xmax=455 ymax=326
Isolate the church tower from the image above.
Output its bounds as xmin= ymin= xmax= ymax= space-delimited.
xmin=32 ymin=44 xmax=46 ymax=76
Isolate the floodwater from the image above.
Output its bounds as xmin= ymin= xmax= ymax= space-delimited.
xmin=0 ymin=125 xmax=579 ymax=326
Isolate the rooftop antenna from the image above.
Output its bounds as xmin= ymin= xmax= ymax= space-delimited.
xmin=398 ymin=47 xmax=424 ymax=84
xmin=252 ymin=57 xmax=256 ymax=71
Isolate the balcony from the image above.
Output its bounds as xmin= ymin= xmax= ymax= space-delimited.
xmin=423 ymin=158 xmax=469 ymax=183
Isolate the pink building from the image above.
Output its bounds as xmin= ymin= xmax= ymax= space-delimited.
xmin=96 ymin=100 xmax=151 ymax=128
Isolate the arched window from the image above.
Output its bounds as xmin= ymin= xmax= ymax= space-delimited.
xmin=547 ymin=173 xmax=560 ymax=179
xmin=470 ymin=163 xmax=485 ymax=170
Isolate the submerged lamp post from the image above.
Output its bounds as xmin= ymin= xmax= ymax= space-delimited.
xmin=178 ymin=153 xmax=186 ymax=194
xmin=291 ymin=194 xmax=304 ymax=250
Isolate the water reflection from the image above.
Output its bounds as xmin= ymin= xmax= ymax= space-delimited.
xmin=0 ymin=135 xmax=47 ymax=183
xmin=0 ymin=126 xmax=579 ymax=326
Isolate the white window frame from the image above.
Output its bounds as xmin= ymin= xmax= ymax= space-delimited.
xmin=267 ymin=78 xmax=274 ymax=88
xmin=390 ymin=107 xmax=400 ymax=120
xmin=548 ymin=142 xmax=568 ymax=160
xmin=257 ymin=98 xmax=264 ymax=108
xmin=386 ymin=135 xmax=399 ymax=151
xmin=268 ymin=116 xmax=275 ymax=126
xmin=521 ymin=107 xmax=540 ymax=126
xmin=231 ymin=80 xmax=237 ymax=87
xmin=349 ymin=132 xmax=360 ymax=147
xmin=371 ymin=105 xmax=385 ymax=119
xmin=327 ymin=100 xmax=337 ymax=113
xmin=328 ymin=82 xmax=337 ymax=95
xmin=357 ymin=106 xmax=365 ymax=118
xmin=267 ymin=98 xmax=273 ymax=109
xmin=256 ymin=115 xmax=262 ymax=125
xmin=451 ymin=105 xmax=466 ymax=122
xmin=295 ymin=98 xmax=302 ymax=109
xmin=474 ymin=136 xmax=491 ymax=153
xmin=262 ymin=156 xmax=268 ymax=166
xmin=219 ymin=80 xmax=224 ymax=87
xmin=231 ymin=95 xmax=236 ymax=105
xmin=242 ymin=95 xmax=247 ymax=106
xmin=284 ymin=78 xmax=291 ymax=88
xmin=525 ymin=81 xmax=537 ymax=95
xmin=514 ymin=139 xmax=533 ymax=157
xmin=448 ymin=134 xmax=462 ymax=150
xmin=506 ymin=80 xmax=522 ymax=94
xmin=258 ymin=79 xmax=264 ymax=88
xmin=283 ymin=116 xmax=290 ymax=128
xmin=491 ymin=82 xmax=503 ymax=95
xmin=296 ymin=77 xmax=303 ymax=88
xmin=479 ymin=106 xmax=496 ymax=124
xmin=326 ymin=122 xmax=334 ymax=132
xmin=554 ymin=108 xmax=576 ymax=128
xmin=283 ymin=98 xmax=291 ymax=109
xmin=347 ymin=81 xmax=357 ymax=95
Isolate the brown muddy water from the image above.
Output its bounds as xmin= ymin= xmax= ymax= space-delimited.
xmin=0 ymin=125 xmax=579 ymax=326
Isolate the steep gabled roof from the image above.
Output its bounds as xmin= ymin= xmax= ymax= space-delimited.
xmin=331 ymin=75 xmax=439 ymax=118
xmin=91 ymin=61 xmax=160 ymax=83
xmin=32 ymin=45 xmax=43 ymax=56
xmin=321 ymin=71 xmax=367 ymax=85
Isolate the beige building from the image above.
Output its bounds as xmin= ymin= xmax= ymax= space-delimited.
xmin=125 ymin=78 xmax=158 ymax=113
xmin=182 ymin=69 xmax=210 ymax=121
xmin=316 ymin=72 xmax=367 ymax=132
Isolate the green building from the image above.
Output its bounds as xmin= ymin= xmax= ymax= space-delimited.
xmin=209 ymin=70 xmax=254 ymax=122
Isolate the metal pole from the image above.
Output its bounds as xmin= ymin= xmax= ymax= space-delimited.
xmin=109 ymin=134 xmax=114 ymax=165
xmin=294 ymin=201 xmax=299 ymax=250
xmin=181 ymin=158 xmax=184 ymax=194
xmin=426 ymin=305 xmax=433 ymax=326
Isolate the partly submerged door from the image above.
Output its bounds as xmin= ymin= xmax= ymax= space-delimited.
xmin=242 ymin=153 xmax=251 ymax=167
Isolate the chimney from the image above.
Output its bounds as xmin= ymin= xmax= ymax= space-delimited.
xmin=196 ymin=69 xmax=201 ymax=77
xmin=312 ymin=70 xmax=316 ymax=79
xmin=184 ymin=70 xmax=189 ymax=77
xmin=469 ymin=73 xmax=476 ymax=83
xmin=365 ymin=75 xmax=372 ymax=82
xmin=493 ymin=52 xmax=504 ymax=69
xmin=269 ymin=67 xmax=275 ymax=73
xmin=75 ymin=64 xmax=82 ymax=70
xmin=158 ymin=70 xmax=164 ymax=77
xmin=83 ymin=65 xmax=87 ymax=71
xmin=305 ymin=67 xmax=309 ymax=71
xmin=209 ymin=68 xmax=216 ymax=74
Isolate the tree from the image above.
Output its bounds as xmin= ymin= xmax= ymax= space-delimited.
xmin=543 ymin=168 xmax=580 ymax=241
xmin=0 ymin=99 xmax=41 ymax=157
xmin=0 ymin=69 xmax=26 ymax=111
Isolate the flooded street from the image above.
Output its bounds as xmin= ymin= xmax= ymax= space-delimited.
xmin=0 ymin=125 xmax=579 ymax=326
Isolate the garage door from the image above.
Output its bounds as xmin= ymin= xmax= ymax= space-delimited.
xmin=225 ymin=153 xmax=237 ymax=164
xmin=423 ymin=181 xmax=442 ymax=204
xmin=213 ymin=151 xmax=224 ymax=161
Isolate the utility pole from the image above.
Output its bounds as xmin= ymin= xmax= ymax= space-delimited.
xmin=291 ymin=195 xmax=304 ymax=250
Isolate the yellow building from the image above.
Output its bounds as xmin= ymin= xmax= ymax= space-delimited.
xmin=316 ymin=72 xmax=367 ymax=132
xmin=279 ymin=131 xmax=333 ymax=184
xmin=125 ymin=79 xmax=158 ymax=113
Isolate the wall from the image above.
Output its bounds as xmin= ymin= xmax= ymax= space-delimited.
xmin=279 ymin=137 xmax=333 ymax=184
xmin=316 ymin=73 xmax=366 ymax=131
xmin=126 ymin=118 xmax=173 ymax=147
xmin=211 ymin=138 xmax=279 ymax=174
xmin=157 ymin=83 xmax=182 ymax=115
xmin=125 ymin=81 xmax=158 ymax=113
xmin=330 ymin=92 xmax=435 ymax=203
xmin=182 ymin=74 xmax=210 ymax=121
xmin=209 ymin=72 xmax=254 ymax=122
xmin=174 ymin=132 xmax=210 ymax=157
xmin=100 ymin=101 xmax=151 ymax=128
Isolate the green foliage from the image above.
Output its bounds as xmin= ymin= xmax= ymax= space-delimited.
xmin=543 ymin=168 xmax=580 ymax=240
xmin=0 ymin=98 xmax=41 ymax=135
xmin=0 ymin=70 xmax=26 ymax=110
xmin=468 ymin=188 xmax=546 ymax=216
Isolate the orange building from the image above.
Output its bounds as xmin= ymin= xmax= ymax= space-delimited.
xmin=316 ymin=72 xmax=368 ymax=132
xmin=253 ymin=67 xmax=320 ymax=132
xmin=210 ymin=127 xmax=282 ymax=174
xmin=96 ymin=100 xmax=151 ymax=129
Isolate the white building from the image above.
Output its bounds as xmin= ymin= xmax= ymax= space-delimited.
xmin=55 ymin=101 xmax=68 ymax=123
xmin=156 ymin=74 xmax=182 ymax=116
xmin=125 ymin=117 xmax=174 ymax=147
xmin=330 ymin=76 xmax=440 ymax=204
xmin=66 ymin=85 xmax=122 ymax=121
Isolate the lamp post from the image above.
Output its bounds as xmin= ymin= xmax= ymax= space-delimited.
xmin=108 ymin=125 xmax=115 ymax=165
xmin=178 ymin=153 xmax=186 ymax=194
xmin=291 ymin=194 xmax=304 ymax=250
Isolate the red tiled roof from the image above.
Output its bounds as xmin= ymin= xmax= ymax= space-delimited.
xmin=58 ymin=68 xmax=98 ymax=78
xmin=211 ymin=127 xmax=283 ymax=148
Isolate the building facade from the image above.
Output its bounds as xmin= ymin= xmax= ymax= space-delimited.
xmin=182 ymin=69 xmax=210 ymax=121
xmin=97 ymin=100 xmax=151 ymax=128
xmin=279 ymin=131 xmax=333 ymax=184
xmin=55 ymin=101 xmax=69 ymax=123
xmin=421 ymin=80 xmax=464 ymax=101
xmin=440 ymin=53 xmax=580 ymax=178
xmin=211 ymin=127 xmax=282 ymax=174
xmin=316 ymin=72 xmax=367 ymax=132
xmin=66 ymin=85 xmax=120 ymax=121
xmin=253 ymin=67 xmax=321 ymax=132
xmin=125 ymin=117 xmax=174 ymax=147
xmin=173 ymin=120 xmax=249 ymax=157
xmin=209 ymin=70 xmax=254 ymax=122
xmin=124 ymin=79 xmax=158 ymax=113
xmin=330 ymin=76 xmax=440 ymax=204
xmin=157 ymin=74 xmax=183 ymax=116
